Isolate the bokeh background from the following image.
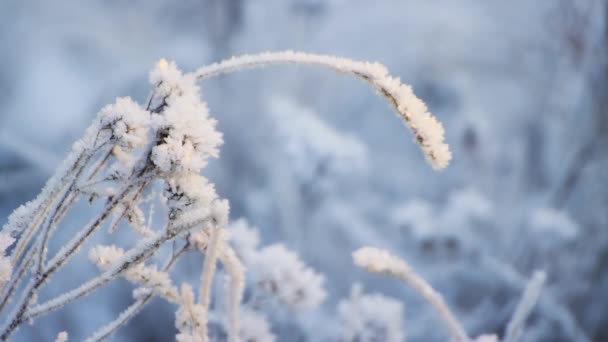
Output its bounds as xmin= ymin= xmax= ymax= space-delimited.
xmin=1 ymin=0 xmax=607 ymax=341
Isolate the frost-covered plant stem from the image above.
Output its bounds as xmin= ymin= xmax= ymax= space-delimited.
xmin=353 ymin=247 xmax=470 ymax=342
xmin=0 ymin=94 xmax=161 ymax=340
xmin=1 ymin=202 xmax=173 ymax=340
xmin=198 ymin=225 xmax=222 ymax=342
xmin=1 ymin=159 xmax=130 ymax=340
xmin=1 ymin=51 xmax=448 ymax=340
xmin=0 ymin=240 xmax=39 ymax=313
xmin=504 ymin=271 xmax=546 ymax=342
xmin=27 ymin=216 xmax=211 ymax=322
xmin=10 ymin=151 xmax=89 ymax=267
xmin=222 ymin=248 xmax=245 ymax=342
xmin=35 ymin=147 xmax=109 ymax=273
xmin=84 ymin=242 xmax=190 ymax=342
xmin=193 ymin=51 xmax=451 ymax=169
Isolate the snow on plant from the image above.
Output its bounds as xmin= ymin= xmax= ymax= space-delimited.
xmin=251 ymin=244 xmax=327 ymax=310
xmin=336 ymin=284 xmax=405 ymax=342
xmin=54 ymin=331 xmax=68 ymax=342
xmin=226 ymin=218 xmax=261 ymax=261
xmin=0 ymin=51 xmax=448 ymax=340
xmin=228 ymin=219 xmax=327 ymax=311
xmin=353 ymin=246 xmax=546 ymax=342
xmin=503 ymin=271 xmax=546 ymax=342
xmin=0 ymin=232 xmax=14 ymax=291
xmin=236 ymin=307 xmax=276 ymax=342
xmin=353 ymin=247 xmax=470 ymax=341
xmin=193 ymin=51 xmax=451 ymax=170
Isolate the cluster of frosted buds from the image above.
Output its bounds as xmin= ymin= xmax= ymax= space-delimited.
xmin=144 ymin=60 xmax=228 ymax=236
xmin=337 ymin=284 xmax=405 ymax=342
xmin=235 ymin=307 xmax=276 ymax=342
xmin=163 ymin=173 xmax=219 ymax=222
xmin=228 ymin=220 xmax=327 ymax=311
xmin=89 ymin=245 xmax=180 ymax=302
xmin=149 ymin=60 xmax=222 ymax=176
xmin=97 ymin=97 xmax=151 ymax=151
xmin=252 ymin=244 xmax=327 ymax=310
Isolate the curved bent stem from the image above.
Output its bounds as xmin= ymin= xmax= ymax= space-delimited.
xmin=192 ymin=51 xmax=451 ymax=170
xmin=353 ymin=247 xmax=470 ymax=342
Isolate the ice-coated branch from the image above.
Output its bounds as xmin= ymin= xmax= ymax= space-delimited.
xmin=84 ymin=242 xmax=191 ymax=342
xmin=89 ymin=245 xmax=180 ymax=303
xmin=222 ymin=246 xmax=245 ymax=342
xmin=26 ymin=215 xmax=211 ymax=321
xmin=0 ymin=246 xmax=35 ymax=313
xmin=6 ymin=117 xmax=111 ymax=267
xmin=504 ymin=271 xmax=546 ymax=342
xmin=192 ymin=51 xmax=451 ymax=169
xmin=353 ymin=246 xmax=470 ymax=342
xmin=8 ymin=151 xmax=88 ymax=267
xmin=190 ymin=228 xmax=245 ymax=342
xmin=198 ymin=225 xmax=222 ymax=342
xmin=86 ymin=296 xmax=148 ymax=342
xmin=25 ymin=232 xmax=169 ymax=320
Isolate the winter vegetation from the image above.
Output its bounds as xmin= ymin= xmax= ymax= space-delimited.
xmin=0 ymin=48 xmax=552 ymax=341
xmin=1 ymin=1 xmax=607 ymax=341
xmin=0 ymin=52 xmax=457 ymax=341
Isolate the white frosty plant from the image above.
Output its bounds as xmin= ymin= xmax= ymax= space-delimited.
xmin=353 ymin=247 xmax=546 ymax=342
xmin=0 ymin=51 xmax=450 ymax=341
xmin=228 ymin=219 xmax=327 ymax=311
xmin=337 ymin=284 xmax=405 ymax=342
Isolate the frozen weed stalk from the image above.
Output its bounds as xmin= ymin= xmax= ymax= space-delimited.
xmin=0 ymin=51 xmax=450 ymax=341
xmin=352 ymin=247 xmax=546 ymax=342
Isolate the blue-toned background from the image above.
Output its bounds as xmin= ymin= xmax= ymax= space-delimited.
xmin=1 ymin=1 xmax=606 ymax=341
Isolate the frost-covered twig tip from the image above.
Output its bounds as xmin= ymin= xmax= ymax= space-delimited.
xmin=504 ymin=271 xmax=546 ymax=342
xmin=192 ymin=51 xmax=451 ymax=169
xmin=353 ymin=247 xmax=470 ymax=342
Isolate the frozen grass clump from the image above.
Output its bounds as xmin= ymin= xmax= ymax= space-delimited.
xmin=0 ymin=51 xmax=450 ymax=340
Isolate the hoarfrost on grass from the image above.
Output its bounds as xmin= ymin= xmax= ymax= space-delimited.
xmin=0 ymin=51 xmax=455 ymax=340
xmin=337 ymin=284 xmax=405 ymax=342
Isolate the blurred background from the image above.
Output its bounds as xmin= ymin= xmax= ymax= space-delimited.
xmin=0 ymin=0 xmax=607 ymax=341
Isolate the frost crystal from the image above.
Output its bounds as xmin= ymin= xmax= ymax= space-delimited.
xmin=55 ymin=331 xmax=68 ymax=342
xmin=238 ymin=308 xmax=276 ymax=342
xmin=504 ymin=271 xmax=546 ymax=342
xmin=194 ymin=51 xmax=451 ymax=169
xmin=337 ymin=284 xmax=405 ymax=342
xmin=0 ymin=232 xmax=15 ymax=286
xmin=352 ymin=247 xmax=410 ymax=276
xmin=353 ymin=247 xmax=470 ymax=342
xmin=97 ymin=97 xmax=151 ymax=149
xmin=0 ymin=51 xmax=456 ymax=341
xmin=89 ymin=245 xmax=179 ymax=303
xmin=227 ymin=219 xmax=261 ymax=260
xmin=175 ymin=284 xmax=205 ymax=342
xmin=149 ymin=60 xmax=223 ymax=175
xmin=227 ymin=220 xmax=326 ymax=311
xmin=251 ymin=244 xmax=327 ymax=310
